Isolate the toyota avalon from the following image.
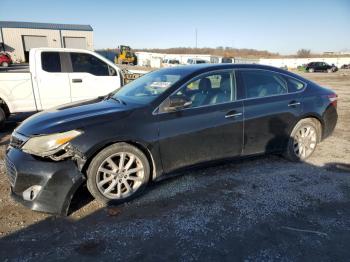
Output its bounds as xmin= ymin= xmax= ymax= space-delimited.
xmin=5 ymin=64 xmax=338 ymax=215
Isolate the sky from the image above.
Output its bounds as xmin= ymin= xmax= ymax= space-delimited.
xmin=1 ymin=0 xmax=349 ymax=55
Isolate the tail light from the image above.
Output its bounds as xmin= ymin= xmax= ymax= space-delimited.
xmin=328 ymin=93 xmax=338 ymax=107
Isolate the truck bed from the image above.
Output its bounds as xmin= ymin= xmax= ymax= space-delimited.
xmin=0 ymin=64 xmax=29 ymax=73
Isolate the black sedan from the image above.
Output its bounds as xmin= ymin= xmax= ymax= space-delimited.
xmin=5 ymin=64 xmax=338 ymax=215
xmin=305 ymin=62 xmax=338 ymax=73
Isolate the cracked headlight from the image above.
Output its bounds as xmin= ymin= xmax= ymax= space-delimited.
xmin=22 ymin=130 xmax=82 ymax=157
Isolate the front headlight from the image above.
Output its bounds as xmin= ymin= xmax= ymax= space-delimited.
xmin=22 ymin=130 xmax=82 ymax=157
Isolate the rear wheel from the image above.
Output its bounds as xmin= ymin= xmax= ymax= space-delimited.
xmin=1 ymin=62 xmax=9 ymax=67
xmin=284 ymin=118 xmax=321 ymax=161
xmin=0 ymin=107 xmax=6 ymax=128
xmin=308 ymin=68 xmax=314 ymax=73
xmin=87 ymin=143 xmax=150 ymax=204
xmin=327 ymin=68 xmax=333 ymax=73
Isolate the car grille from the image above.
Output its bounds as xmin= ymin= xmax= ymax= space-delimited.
xmin=5 ymin=156 xmax=17 ymax=187
xmin=9 ymin=131 xmax=28 ymax=149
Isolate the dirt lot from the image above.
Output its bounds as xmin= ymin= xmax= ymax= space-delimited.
xmin=0 ymin=70 xmax=349 ymax=261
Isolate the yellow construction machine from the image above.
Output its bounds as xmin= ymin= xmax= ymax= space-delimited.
xmin=115 ymin=45 xmax=137 ymax=65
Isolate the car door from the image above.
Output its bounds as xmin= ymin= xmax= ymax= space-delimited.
xmin=317 ymin=62 xmax=325 ymax=72
xmin=238 ymin=69 xmax=304 ymax=155
xmin=321 ymin=62 xmax=328 ymax=71
xmin=36 ymin=51 xmax=71 ymax=109
xmin=156 ymin=70 xmax=244 ymax=173
xmin=68 ymin=52 xmax=121 ymax=101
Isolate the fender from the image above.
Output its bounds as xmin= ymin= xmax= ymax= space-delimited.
xmin=72 ymin=136 xmax=163 ymax=181
xmin=0 ymin=94 xmax=13 ymax=113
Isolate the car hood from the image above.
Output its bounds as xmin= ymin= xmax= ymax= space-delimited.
xmin=16 ymin=98 xmax=134 ymax=136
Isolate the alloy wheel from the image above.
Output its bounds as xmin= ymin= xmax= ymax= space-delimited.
xmin=96 ymin=152 xmax=145 ymax=199
xmin=293 ymin=125 xmax=317 ymax=159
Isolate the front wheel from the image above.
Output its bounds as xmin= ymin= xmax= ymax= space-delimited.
xmin=284 ymin=119 xmax=321 ymax=161
xmin=308 ymin=68 xmax=314 ymax=73
xmin=87 ymin=143 xmax=150 ymax=205
xmin=1 ymin=62 xmax=9 ymax=67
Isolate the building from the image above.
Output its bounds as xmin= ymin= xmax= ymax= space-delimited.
xmin=0 ymin=21 xmax=93 ymax=62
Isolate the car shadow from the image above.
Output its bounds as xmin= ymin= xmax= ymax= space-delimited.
xmin=0 ymin=157 xmax=349 ymax=261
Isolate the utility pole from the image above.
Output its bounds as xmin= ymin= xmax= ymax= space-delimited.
xmin=195 ymin=28 xmax=198 ymax=49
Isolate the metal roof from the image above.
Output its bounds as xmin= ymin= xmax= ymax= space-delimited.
xmin=0 ymin=21 xmax=93 ymax=31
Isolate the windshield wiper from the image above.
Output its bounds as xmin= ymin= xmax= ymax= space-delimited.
xmin=110 ymin=97 xmax=126 ymax=105
xmin=101 ymin=92 xmax=114 ymax=100
xmin=103 ymin=93 xmax=126 ymax=105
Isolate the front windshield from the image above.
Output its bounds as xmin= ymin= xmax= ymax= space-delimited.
xmin=114 ymin=68 xmax=188 ymax=104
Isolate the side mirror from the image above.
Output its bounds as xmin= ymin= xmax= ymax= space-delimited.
xmin=164 ymin=95 xmax=192 ymax=112
xmin=109 ymin=66 xmax=117 ymax=76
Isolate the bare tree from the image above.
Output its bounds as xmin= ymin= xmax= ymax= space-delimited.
xmin=297 ymin=49 xmax=311 ymax=58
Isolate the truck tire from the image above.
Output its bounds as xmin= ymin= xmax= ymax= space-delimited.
xmin=0 ymin=107 xmax=6 ymax=128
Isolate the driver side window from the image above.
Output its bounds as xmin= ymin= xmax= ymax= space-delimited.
xmin=174 ymin=71 xmax=236 ymax=108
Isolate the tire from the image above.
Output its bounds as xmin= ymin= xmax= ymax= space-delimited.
xmin=327 ymin=69 xmax=332 ymax=73
xmin=86 ymin=143 xmax=150 ymax=205
xmin=308 ymin=68 xmax=314 ymax=73
xmin=284 ymin=118 xmax=321 ymax=162
xmin=0 ymin=107 xmax=6 ymax=128
xmin=1 ymin=62 xmax=9 ymax=67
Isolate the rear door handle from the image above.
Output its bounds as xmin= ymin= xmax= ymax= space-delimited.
xmin=72 ymin=79 xmax=82 ymax=83
xmin=288 ymin=101 xmax=301 ymax=107
xmin=225 ymin=111 xmax=243 ymax=119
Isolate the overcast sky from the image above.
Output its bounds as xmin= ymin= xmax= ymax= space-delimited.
xmin=1 ymin=0 xmax=349 ymax=54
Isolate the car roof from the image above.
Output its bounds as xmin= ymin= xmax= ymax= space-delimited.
xmin=167 ymin=63 xmax=287 ymax=73
xmin=155 ymin=63 xmax=307 ymax=83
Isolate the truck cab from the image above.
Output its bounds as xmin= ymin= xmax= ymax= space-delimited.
xmin=0 ymin=48 xmax=124 ymax=126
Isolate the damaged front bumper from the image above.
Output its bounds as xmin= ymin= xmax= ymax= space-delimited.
xmin=5 ymin=147 xmax=85 ymax=215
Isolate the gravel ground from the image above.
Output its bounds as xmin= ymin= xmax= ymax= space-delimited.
xmin=0 ymin=70 xmax=349 ymax=261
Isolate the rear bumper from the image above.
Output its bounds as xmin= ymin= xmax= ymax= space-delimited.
xmin=322 ymin=105 xmax=338 ymax=140
xmin=5 ymin=147 xmax=85 ymax=215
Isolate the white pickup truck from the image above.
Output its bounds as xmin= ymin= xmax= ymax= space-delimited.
xmin=0 ymin=48 xmax=143 ymax=126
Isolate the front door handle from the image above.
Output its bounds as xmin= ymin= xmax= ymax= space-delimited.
xmin=225 ymin=111 xmax=243 ymax=119
xmin=72 ymin=79 xmax=83 ymax=83
xmin=288 ymin=101 xmax=301 ymax=107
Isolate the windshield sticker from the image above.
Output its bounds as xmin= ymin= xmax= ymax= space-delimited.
xmin=150 ymin=82 xmax=172 ymax=88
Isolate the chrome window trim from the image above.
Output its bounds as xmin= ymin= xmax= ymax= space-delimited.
xmin=152 ymin=68 xmax=307 ymax=115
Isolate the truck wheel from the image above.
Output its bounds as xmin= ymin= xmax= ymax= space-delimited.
xmin=308 ymin=68 xmax=314 ymax=73
xmin=0 ymin=107 xmax=6 ymax=128
xmin=86 ymin=143 xmax=150 ymax=205
xmin=1 ymin=62 xmax=9 ymax=67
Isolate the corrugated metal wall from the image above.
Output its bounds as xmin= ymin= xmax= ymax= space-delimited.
xmin=2 ymin=28 xmax=61 ymax=62
xmin=1 ymin=28 xmax=93 ymax=62
xmin=61 ymin=30 xmax=93 ymax=50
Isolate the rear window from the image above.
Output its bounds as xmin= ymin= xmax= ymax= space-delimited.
xmin=41 ymin=52 xmax=61 ymax=72
xmin=286 ymin=76 xmax=305 ymax=93
xmin=240 ymin=70 xmax=288 ymax=99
